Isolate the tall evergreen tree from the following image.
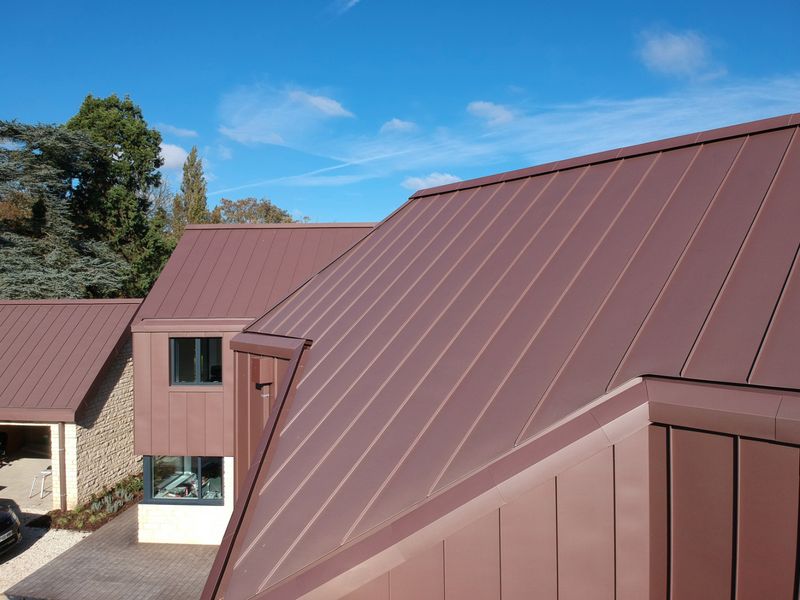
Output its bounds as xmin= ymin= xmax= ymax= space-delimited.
xmin=172 ymin=146 xmax=208 ymax=237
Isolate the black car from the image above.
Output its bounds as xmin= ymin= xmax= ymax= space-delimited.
xmin=0 ymin=505 xmax=21 ymax=556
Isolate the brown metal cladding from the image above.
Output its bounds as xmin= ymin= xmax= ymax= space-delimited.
xmin=389 ymin=542 xmax=444 ymax=600
xmin=670 ymin=429 xmax=734 ymax=599
xmin=443 ymin=511 xmax=500 ymax=600
xmin=736 ymin=439 xmax=799 ymax=599
xmin=216 ymin=115 xmax=800 ymax=598
xmin=0 ymin=299 xmax=141 ymax=422
xmin=499 ymin=479 xmax=557 ymax=600
xmin=134 ymin=223 xmax=372 ymax=322
xmin=614 ymin=426 xmax=668 ymax=600
xmin=557 ymin=447 xmax=615 ymax=600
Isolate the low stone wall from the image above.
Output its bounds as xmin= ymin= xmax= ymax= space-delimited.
xmin=70 ymin=339 xmax=141 ymax=508
xmin=138 ymin=456 xmax=234 ymax=545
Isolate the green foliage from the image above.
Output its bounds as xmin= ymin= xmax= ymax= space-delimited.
xmin=49 ymin=473 xmax=143 ymax=531
xmin=0 ymin=120 xmax=130 ymax=298
xmin=66 ymin=94 xmax=169 ymax=295
xmin=172 ymin=146 xmax=208 ymax=237
xmin=210 ymin=196 xmax=295 ymax=224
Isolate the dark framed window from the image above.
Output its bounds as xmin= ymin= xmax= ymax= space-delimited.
xmin=170 ymin=337 xmax=222 ymax=385
xmin=143 ymin=456 xmax=224 ymax=505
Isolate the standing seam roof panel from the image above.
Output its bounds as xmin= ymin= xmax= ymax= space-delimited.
xmin=218 ymin=115 xmax=800 ymax=600
xmin=0 ymin=300 xmax=140 ymax=419
xmin=135 ymin=224 xmax=373 ymax=322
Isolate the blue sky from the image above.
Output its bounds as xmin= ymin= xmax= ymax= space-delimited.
xmin=2 ymin=0 xmax=799 ymax=222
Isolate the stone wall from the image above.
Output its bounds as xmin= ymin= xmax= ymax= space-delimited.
xmin=72 ymin=338 xmax=141 ymax=507
xmin=138 ymin=456 xmax=234 ymax=545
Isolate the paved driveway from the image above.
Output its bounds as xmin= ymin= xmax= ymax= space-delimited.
xmin=6 ymin=507 xmax=217 ymax=600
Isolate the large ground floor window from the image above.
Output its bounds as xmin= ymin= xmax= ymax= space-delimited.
xmin=143 ymin=456 xmax=224 ymax=505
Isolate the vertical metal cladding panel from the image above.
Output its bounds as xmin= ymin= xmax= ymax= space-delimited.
xmin=556 ymin=446 xmax=615 ymax=600
xmin=389 ymin=542 xmax=444 ymax=600
xmin=187 ymin=391 xmax=206 ymax=455
xmin=168 ymin=392 xmax=188 ymax=455
xmin=736 ymin=439 xmax=799 ymax=599
xmin=234 ymin=352 xmax=251 ymax=494
xmin=615 ymin=426 xmax=668 ymax=600
xmin=443 ymin=511 xmax=500 ymax=600
xmin=499 ymin=478 xmax=557 ymax=600
xmin=150 ymin=332 xmax=171 ymax=455
xmin=133 ymin=332 xmax=152 ymax=454
xmin=205 ymin=391 xmax=225 ymax=457
xmin=670 ymin=428 xmax=734 ymax=600
xmin=340 ymin=573 xmax=389 ymax=600
xmin=248 ymin=356 xmax=268 ymax=461
xmin=223 ymin=332 xmax=237 ymax=455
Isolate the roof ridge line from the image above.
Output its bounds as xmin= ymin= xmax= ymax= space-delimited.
xmin=0 ymin=298 xmax=143 ymax=305
xmin=411 ymin=112 xmax=800 ymax=199
xmin=185 ymin=222 xmax=375 ymax=230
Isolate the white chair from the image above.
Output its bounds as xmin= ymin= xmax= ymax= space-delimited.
xmin=29 ymin=465 xmax=52 ymax=499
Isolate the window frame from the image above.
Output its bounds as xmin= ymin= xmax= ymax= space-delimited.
xmin=142 ymin=456 xmax=225 ymax=506
xmin=169 ymin=337 xmax=223 ymax=386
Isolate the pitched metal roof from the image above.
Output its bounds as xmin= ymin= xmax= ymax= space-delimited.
xmin=214 ymin=113 xmax=800 ymax=599
xmin=0 ymin=299 xmax=141 ymax=422
xmin=135 ymin=223 xmax=373 ymax=322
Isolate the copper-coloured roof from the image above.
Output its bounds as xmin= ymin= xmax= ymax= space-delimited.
xmin=135 ymin=223 xmax=373 ymax=322
xmin=216 ymin=113 xmax=800 ymax=599
xmin=0 ymin=299 xmax=141 ymax=422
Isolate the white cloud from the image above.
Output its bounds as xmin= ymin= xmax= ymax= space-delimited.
xmin=638 ymin=30 xmax=724 ymax=79
xmin=380 ymin=118 xmax=418 ymax=134
xmin=401 ymin=172 xmax=461 ymax=190
xmin=333 ymin=0 xmax=361 ymax=13
xmin=219 ymin=84 xmax=354 ymax=145
xmin=212 ymin=75 xmax=800 ymax=196
xmin=288 ymin=90 xmax=354 ymax=117
xmin=159 ymin=143 xmax=189 ymax=169
xmin=467 ymin=100 xmax=514 ymax=126
xmin=156 ymin=123 xmax=199 ymax=138
xmin=217 ymin=145 xmax=233 ymax=160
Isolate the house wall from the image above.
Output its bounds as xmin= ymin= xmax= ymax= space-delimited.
xmin=233 ymin=351 xmax=291 ymax=494
xmin=133 ymin=331 xmax=236 ymax=457
xmin=73 ymin=339 xmax=140 ymax=506
xmin=138 ymin=456 xmax=235 ymax=545
xmin=338 ymin=424 xmax=800 ymax=600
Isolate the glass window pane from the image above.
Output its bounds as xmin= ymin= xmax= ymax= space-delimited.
xmin=200 ymin=457 xmax=224 ymax=499
xmin=200 ymin=338 xmax=223 ymax=383
xmin=173 ymin=338 xmax=197 ymax=384
xmin=151 ymin=455 xmax=199 ymax=500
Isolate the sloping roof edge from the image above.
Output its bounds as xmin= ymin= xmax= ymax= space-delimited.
xmin=213 ymin=375 xmax=800 ymax=600
xmin=411 ymin=112 xmax=800 ymax=198
xmin=0 ymin=299 xmax=141 ymax=423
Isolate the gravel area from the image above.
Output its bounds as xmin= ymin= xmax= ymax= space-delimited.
xmin=0 ymin=521 xmax=90 ymax=595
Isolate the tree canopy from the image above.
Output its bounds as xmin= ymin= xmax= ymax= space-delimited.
xmin=210 ymin=197 xmax=294 ymax=224
xmin=0 ymin=120 xmax=130 ymax=298
xmin=1 ymin=93 xmax=300 ymax=301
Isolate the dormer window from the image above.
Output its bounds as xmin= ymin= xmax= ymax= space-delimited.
xmin=170 ymin=337 xmax=222 ymax=385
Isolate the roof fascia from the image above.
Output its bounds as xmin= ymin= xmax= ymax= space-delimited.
xmin=202 ymin=340 xmax=310 ymax=600
xmin=230 ymin=332 xmax=310 ymax=359
xmin=131 ymin=318 xmax=254 ymax=333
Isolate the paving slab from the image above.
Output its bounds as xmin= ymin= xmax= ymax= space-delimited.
xmin=5 ymin=507 xmax=217 ymax=600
